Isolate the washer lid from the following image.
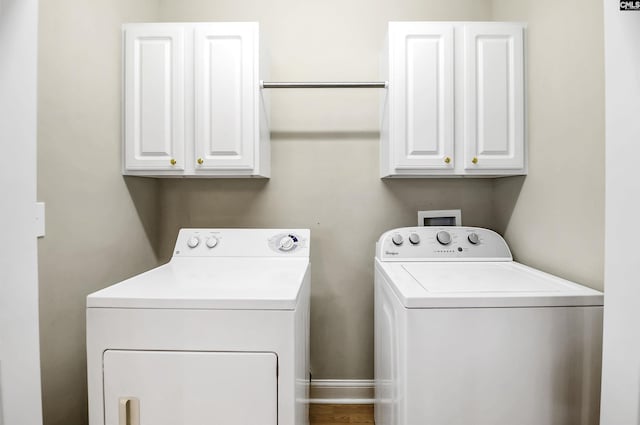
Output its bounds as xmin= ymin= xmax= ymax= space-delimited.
xmin=87 ymin=257 xmax=309 ymax=310
xmin=376 ymin=260 xmax=603 ymax=308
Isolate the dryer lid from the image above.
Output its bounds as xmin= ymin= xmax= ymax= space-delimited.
xmin=376 ymin=260 xmax=603 ymax=308
xmin=87 ymin=257 xmax=309 ymax=310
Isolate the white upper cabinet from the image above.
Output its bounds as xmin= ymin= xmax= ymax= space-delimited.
xmin=381 ymin=22 xmax=526 ymax=178
xmin=463 ymin=23 xmax=525 ymax=172
xmin=123 ymin=22 xmax=269 ymax=178
xmin=124 ymin=25 xmax=185 ymax=171
xmin=194 ymin=24 xmax=256 ymax=172
xmin=387 ymin=23 xmax=455 ymax=174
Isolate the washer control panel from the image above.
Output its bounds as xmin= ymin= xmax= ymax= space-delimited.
xmin=173 ymin=228 xmax=310 ymax=257
xmin=376 ymin=227 xmax=512 ymax=261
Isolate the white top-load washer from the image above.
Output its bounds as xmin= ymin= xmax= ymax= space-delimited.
xmin=375 ymin=226 xmax=603 ymax=425
xmin=87 ymin=229 xmax=310 ymax=425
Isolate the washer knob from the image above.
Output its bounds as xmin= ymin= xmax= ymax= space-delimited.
xmin=279 ymin=236 xmax=296 ymax=251
xmin=468 ymin=233 xmax=480 ymax=245
xmin=206 ymin=236 xmax=219 ymax=248
xmin=436 ymin=231 xmax=451 ymax=245
xmin=391 ymin=234 xmax=404 ymax=246
xmin=409 ymin=233 xmax=421 ymax=245
xmin=187 ymin=236 xmax=200 ymax=248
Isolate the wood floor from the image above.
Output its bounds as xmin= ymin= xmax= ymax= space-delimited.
xmin=310 ymin=404 xmax=374 ymax=424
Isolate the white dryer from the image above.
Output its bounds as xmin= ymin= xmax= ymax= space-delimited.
xmin=375 ymin=226 xmax=603 ymax=425
xmin=87 ymin=228 xmax=310 ymax=425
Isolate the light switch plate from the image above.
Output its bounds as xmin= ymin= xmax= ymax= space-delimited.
xmin=35 ymin=202 xmax=45 ymax=238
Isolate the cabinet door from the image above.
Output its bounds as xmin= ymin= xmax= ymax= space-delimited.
xmin=103 ymin=350 xmax=277 ymax=425
xmin=463 ymin=23 xmax=525 ymax=171
xmin=194 ymin=24 xmax=256 ymax=171
xmin=124 ymin=25 xmax=185 ymax=171
xmin=390 ymin=23 xmax=454 ymax=172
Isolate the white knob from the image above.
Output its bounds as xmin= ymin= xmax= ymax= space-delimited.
xmin=409 ymin=233 xmax=420 ymax=245
xmin=468 ymin=233 xmax=479 ymax=245
xmin=436 ymin=231 xmax=451 ymax=245
xmin=392 ymin=234 xmax=404 ymax=246
xmin=187 ymin=236 xmax=200 ymax=248
xmin=279 ymin=236 xmax=296 ymax=251
xmin=206 ymin=236 xmax=218 ymax=248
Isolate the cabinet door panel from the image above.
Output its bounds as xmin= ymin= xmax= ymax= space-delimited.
xmin=391 ymin=23 xmax=454 ymax=171
xmin=464 ymin=24 xmax=524 ymax=170
xmin=124 ymin=26 xmax=185 ymax=171
xmin=195 ymin=24 xmax=256 ymax=171
xmin=103 ymin=350 xmax=277 ymax=425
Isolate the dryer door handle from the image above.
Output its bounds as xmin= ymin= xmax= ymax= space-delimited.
xmin=119 ymin=397 xmax=140 ymax=425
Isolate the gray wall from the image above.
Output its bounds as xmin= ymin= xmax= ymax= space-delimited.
xmin=36 ymin=0 xmax=605 ymax=423
xmin=38 ymin=1 xmax=160 ymax=424
xmin=491 ymin=0 xmax=605 ymax=290
xmin=156 ymin=0 xmax=494 ymax=381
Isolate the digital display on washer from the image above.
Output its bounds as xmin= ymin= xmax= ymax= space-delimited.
xmin=418 ymin=209 xmax=461 ymax=227
xmin=423 ymin=216 xmax=457 ymax=226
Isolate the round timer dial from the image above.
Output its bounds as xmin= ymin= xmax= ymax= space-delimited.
xmin=436 ymin=231 xmax=452 ymax=245
xmin=279 ymin=234 xmax=299 ymax=252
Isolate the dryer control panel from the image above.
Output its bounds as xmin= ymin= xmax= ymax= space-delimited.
xmin=173 ymin=228 xmax=310 ymax=257
xmin=376 ymin=227 xmax=512 ymax=262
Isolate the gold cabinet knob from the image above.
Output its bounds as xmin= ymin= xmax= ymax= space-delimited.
xmin=444 ymin=156 xmax=451 ymax=164
xmin=197 ymin=158 xmax=204 ymax=165
xmin=472 ymin=157 xmax=478 ymax=164
xmin=170 ymin=158 xmax=177 ymax=166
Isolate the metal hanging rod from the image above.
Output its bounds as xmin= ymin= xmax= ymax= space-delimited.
xmin=260 ymin=81 xmax=388 ymax=89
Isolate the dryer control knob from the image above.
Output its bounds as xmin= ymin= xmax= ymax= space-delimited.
xmin=436 ymin=231 xmax=451 ymax=245
xmin=409 ymin=233 xmax=421 ymax=245
xmin=392 ymin=234 xmax=404 ymax=246
xmin=206 ymin=236 xmax=218 ymax=248
xmin=468 ymin=233 xmax=480 ymax=245
xmin=187 ymin=236 xmax=200 ymax=248
xmin=279 ymin=236 xmax=296 ymax=251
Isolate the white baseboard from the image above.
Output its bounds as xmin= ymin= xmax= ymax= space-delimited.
xmin=309 ymin=379 xmax=375 ymax=404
